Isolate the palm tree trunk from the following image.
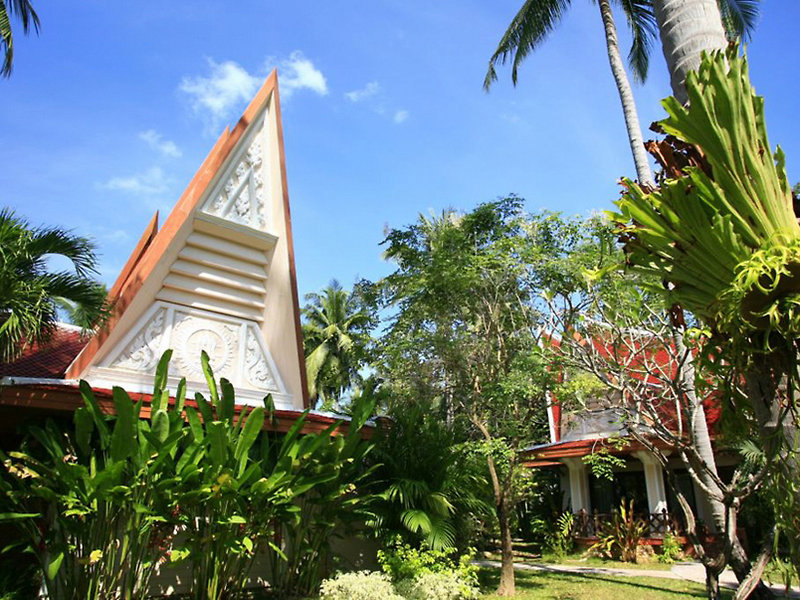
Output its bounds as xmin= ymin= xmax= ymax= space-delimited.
xmin=597 ymin=0 xmax=656 ymax=188
xmin=651 ymin=0 xmax=728 ymax=104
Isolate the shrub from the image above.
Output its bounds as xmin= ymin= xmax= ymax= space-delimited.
xmin=549 ymin=512 xmax=574 ymax=557
xmin=589 ymin=499 xmax=648 ymax=562
xmin=378 ymin=539 xmax=477 ymax=584
xmin=395 ymin=571 xmax=480 ymax=600
xmin=319 ymin=571 xmax=403 ymax=600
xmin=656 ymin=532 xmax=683 ymax=564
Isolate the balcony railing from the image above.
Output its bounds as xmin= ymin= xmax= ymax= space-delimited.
xmin=572 ymin=508 xmax=684 ymax=538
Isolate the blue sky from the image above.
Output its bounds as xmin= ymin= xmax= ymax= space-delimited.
xmin=2 ymin=1 xmax=799 ymax=301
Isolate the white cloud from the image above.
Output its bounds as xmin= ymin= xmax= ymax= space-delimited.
xmin=180 ymin=59 xmax=261 ymax=126
xmin=276 ymin=51 xmax=328 ymax=98
xmin=393 ymin=109 xmax=409 ymax=124
xmin=139 ymin=129 xmax=182 ymax=158
xmin=345 ymin=81 xmax=381 ymax=102
xmin=99 ymin=166 xmax=172 ymax=196
xmin=180 ymin=53 xmax=328 ymax=130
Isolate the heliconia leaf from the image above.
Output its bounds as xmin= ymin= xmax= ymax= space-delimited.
xmin=194 ymin=392 xmax=213 ymax=424
xmin=153 ymin=350 xmax=173 ymax=411
xmin=74 ymin=407 xmax=93 ymax=456
xmin=79 ymin=379 xmax=109 ymax=445
xmin=110 ymin=387 xmax=136 ymax=463
xmin=46 ymin=551 xmax=64 ymax=580
xmin=207 ymin=422 xmax=227 ymax=467
xmin=200 ymin=351 xmax=219 ymax=407
xmin=175 ymin=378 xmax=187 ymax=414
xmin=220 ymin=378 xmax=235 ymax=423
xmin=152 ymin=409 xmax=169 ymax=444
xmin=185 ymin=406 xmax=204 ymax=442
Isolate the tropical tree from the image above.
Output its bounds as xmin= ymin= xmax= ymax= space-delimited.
xmin=1 ymin=0 xmax=39 ymax=77
xmin=485 ymin=0 xmax=760 ymax=185
xmin=612 ymin=48 xmax=798 ymax=598
xmin=0 ymin=209 xmax=108 ymax=362
xmin=377 ymin=201 xmax=594 ymax=596
xmin=301 ymin=280 xmax=373 ymax=409
xmin=485 ymin=0 xmax=657 ymax=186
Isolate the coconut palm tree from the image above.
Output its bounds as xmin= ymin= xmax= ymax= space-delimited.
xmin=1 ymin=0 xmax=40 ymax=77
xmin=0 ymin=209 xmax=108 ymax=362
xmin=652 ymin=0 xmax=758 ymax=103
xmin=486 ymin=0 xmax=659 ymax=186
xmin=485 ymin=0 xmax=761 ymax=185
xmin=301 ymin=280 xmax=372 ymax=409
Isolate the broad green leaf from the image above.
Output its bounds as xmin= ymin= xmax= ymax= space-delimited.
xmin=152 ymin=409 xmax=169 ymax=444
xmin=207 ymin=421 xmax=227 ymax=467
xmin=234 ymin=407 xmax=264 ymax=464
xmin=220 ymin=378 xmax=235 ymax=422
xmin=46 ymin=551 xmax=64 ymax=580
xmin=175 ymin=377 xmax=187 ymax=414
xmin=79 ymin=380 xmax=109 ymax=444
xmin=200 ymin=350 xmax=219 ymax=407
xmin=74 ymin=407 xmax=93 ymax=456
xmin=152 ymin=350 xmax=173 ymax=412
xmin=110 ymin=386 xmax=135 ymax=463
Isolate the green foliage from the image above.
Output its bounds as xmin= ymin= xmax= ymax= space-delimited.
xmin=319 ymin=570 xmax=404 ymax=600
xmin=549 ymin=512 xmax=575 ymax=558
xmin=0 ymin=350 xmax=378 ymax=599
xmin=656 ymin=532 xmax=682 ymax=564
xmin=395 ymin=571 xmax=480 ymax=600
xmin=0 ymin=208 xmax=109 ymax=362
xmin=582 ymin=448 xmax=626 ymax=483
xmin=371 ymin=402 xmax=491 ymax=551
xmin=590 ymin=500 xmax=648 ymax=563
xmin=611 ymin=47 xmax=798 ymax=353
xmin=269 ymin=389 xmax=379 ymax=597
xmin=0 ymin=350 xmax=183 ymax=598
xmin=302 ymin=279 xmax=375 ymax=409
xmin=0 ymin=0 xmax=40 ymax=77
xmin=377 ymin=539 xmax=477 ymax=584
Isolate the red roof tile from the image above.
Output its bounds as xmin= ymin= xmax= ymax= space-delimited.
xmin=0 ymin=326 xmax=89 ymax=379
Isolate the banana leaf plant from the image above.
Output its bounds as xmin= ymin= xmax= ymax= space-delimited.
xmin=0 ymin=350 xmax=187 ymax=599
xmin=610 ymin=46 xmax=800 ymax=350
xmin=269 ymin=391 xmax=379 ymax=596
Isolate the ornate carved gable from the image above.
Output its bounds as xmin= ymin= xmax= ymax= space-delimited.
xmin=69 ymin=73 xmax=308 ymax=410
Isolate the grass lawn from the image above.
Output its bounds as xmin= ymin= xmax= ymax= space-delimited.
xmin=478 ymin=567 xmax=732 ymax=599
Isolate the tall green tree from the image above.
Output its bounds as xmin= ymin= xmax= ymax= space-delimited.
xmin=0 ymin=0 xmax=39 ymax=77
xmin=301 ymin=279 xmax=373 ymax=409
xmin=0 ymin=209 xmax=108 ymax=362
xmin=377 ymin=200 xmax=591 ymax=596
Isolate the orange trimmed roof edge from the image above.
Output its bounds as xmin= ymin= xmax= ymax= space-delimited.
xmin=66 ymin=71 xmax=281 ymax=380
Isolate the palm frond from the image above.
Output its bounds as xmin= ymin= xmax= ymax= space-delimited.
xmin=400 ymin=508 xmax=433 ymax=535
xmin=485 ymin=0 xmax=572 ymax=89
xmin=617 ymin=0 xmax=658 ymax=83
xmin=1 ymin=0 xmax=40 ymax=78
xmin=717 ymin=0 xmax=760 ymax=42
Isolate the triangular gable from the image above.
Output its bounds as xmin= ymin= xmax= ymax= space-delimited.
xmin=67 ymin=71 xmax=308 ymax=410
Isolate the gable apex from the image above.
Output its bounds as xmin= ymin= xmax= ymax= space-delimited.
xmin=67 ymin=72 xmax=309 ymax=409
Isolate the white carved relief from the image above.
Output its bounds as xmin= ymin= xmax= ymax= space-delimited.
xmin=171 ymin=312 xmax=238 ymax=380
xmin=202 ymin=137 xmax=266 ymax=229
xmin=245 ymin=327 xmax=276 ymax=389
xmin=110 ymin=307 xmax=167 ymax=373
xmin=96 ymin=302 xmax=288 ymax=406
